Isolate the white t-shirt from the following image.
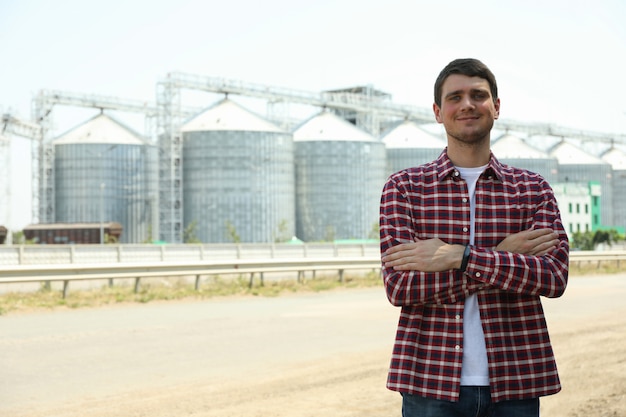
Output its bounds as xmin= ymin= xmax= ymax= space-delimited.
xmin=456 ymin=165 xmax=490 ymax=386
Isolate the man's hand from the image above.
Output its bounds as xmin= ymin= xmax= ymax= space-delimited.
xmin=382 ymin=238 xmax=465 ymax=272
xmin=496 ymin=228 xmax=559 ymax=256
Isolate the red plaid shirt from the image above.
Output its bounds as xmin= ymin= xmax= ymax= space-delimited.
xmin=379 ymin=149 xmax=569 ymax=403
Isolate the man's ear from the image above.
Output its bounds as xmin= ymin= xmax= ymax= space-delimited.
xmin=433 ymin=103 xmax=443 ymax=124
xmin=494 ymin=98 xmax=501 ymax=120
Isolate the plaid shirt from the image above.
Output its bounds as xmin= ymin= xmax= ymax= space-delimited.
xmin=379 ymin=149 xmax=569 ymax=403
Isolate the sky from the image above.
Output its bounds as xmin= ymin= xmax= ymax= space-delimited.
xmin=2 ymin=0 xmax=626 ymax=229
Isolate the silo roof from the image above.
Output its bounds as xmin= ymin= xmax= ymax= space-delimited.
xmin=491 ymin=133 xmax=548 ymax=158
xmin=293 ymin=111 xmax=375 ymax=142
xmin=181 ymin=98 xmax=283 ymax=133
xmin=548 ymin=140 xmax=606 ymax=165
xmin=601 ymin=147 xmax=626 ymax=170
xmin=381 ymin=120 xmax=445 ymax=149
xmin=53 ymin=113 xmax=146 ymax=145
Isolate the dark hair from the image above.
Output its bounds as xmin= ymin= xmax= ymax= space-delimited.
xmin=433 ymin=58 xmax=498 ymax=107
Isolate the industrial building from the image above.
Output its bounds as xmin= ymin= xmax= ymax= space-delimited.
xmin=293 ymin=111 xmax=386 ymax=242
xmin=52 ymin=113 xmax=157 ymax=243
xmin=548 ymin=140 xmax=614 ymax=228
xmin=381 ymin=120 xmax=445 ymax=175
xmin=601 ymin=146 xmax=626 ymax=233
xmin=2 ymin=74 xmax=626 ymax=243
xmin=553 ymin=182 xmax=601 ymax=236
xmin=181 ymin=99 xmax=295 ymax=243
xmin=491 ymin=133 xmax=559 ymax=185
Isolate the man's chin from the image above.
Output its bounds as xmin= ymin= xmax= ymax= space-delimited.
xmin=450 ymin=132 xmax=490 ymax=145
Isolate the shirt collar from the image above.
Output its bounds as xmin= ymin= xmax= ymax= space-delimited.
xmin=436 ymin=148 xmax=505 ymax=182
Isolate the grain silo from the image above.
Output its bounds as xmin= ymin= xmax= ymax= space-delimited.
xmin=381 ymin=120 xmax=445 ymax=175
xmin=491 ymin=133 xmax=559 ymax=185
xmin=293 ymin=111 xmax=386 ymax=242
xmin=181 ymin=98 xmax=295 ymax=243
xmin=53 ymin=113 xmax=157 ymax=243
xmin=549 ymin=139 xmax=614 ymax=228
xmin=601 ymin=145 xmax=626 ymax=231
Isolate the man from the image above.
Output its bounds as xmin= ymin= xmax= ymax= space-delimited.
xmin=379 ymin=58 xmax=569 ymax=416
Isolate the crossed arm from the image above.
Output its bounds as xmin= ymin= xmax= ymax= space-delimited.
xmin=381 ymin=228 xmax=560 ymax=272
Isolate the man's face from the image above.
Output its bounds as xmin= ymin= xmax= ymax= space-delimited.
xmin=433 ymin=74 xmax=500 ymax=145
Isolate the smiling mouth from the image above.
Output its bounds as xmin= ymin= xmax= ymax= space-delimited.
xmin=457 ymin=116 xmax=479 ymax=121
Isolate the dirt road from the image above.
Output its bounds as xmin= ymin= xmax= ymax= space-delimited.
xmin=1 ymin=273 xmax=625 ymax=417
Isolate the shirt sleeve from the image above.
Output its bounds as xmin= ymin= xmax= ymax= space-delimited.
xmin=464 ymin=181 xmax=569 ymax=298
xmin=379 ymin=176 xmax=484 ymax=307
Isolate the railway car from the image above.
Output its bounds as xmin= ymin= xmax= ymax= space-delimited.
xmin=23 ymin=222 xmax=123 ymax=244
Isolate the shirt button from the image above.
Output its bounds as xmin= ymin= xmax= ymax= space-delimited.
xmin=455 ymin=315 xmax=461 ymax=320
xmin=463 ymin=227 xmax=468 ymax=232
xmin=462 ymin=198 xmax=468 ymax=203
xmin=455 ymin=345 xmax=461 ymax=351
xmin=475 ymin=272 xmax=481 ymax=278
xmin=453 ymin=171 xmax=459 ymax=176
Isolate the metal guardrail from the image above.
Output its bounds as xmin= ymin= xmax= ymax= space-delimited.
xmin=569 ymin=250 xmax=626 ymax=268
xmin=0 ymin=250 xmax=623 ymax=299
xmin=0 ymin=243 xmax=380 ymax=266
xmin=0 ymin=257 xmax=382 ymax=298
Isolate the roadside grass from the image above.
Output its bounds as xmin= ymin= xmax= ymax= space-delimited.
xmin=0 ymin=262 xmax=621 ymax=316
xmin=0 ymin=270 xmax=383 ymax=315
xmin=568 ymin=260 xmax=624 ymax=275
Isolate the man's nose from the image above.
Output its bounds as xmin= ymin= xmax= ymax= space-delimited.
xmin=460 ymin=96 xmax=475 ymax=110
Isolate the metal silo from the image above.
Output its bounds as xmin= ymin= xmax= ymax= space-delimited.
xmin=549 ymin=140 xmax=614 ymax=228
xmin=491 ymin=133 xmax=559 ymax=185
xmin=293 ymin=111 xmax=386 ymax=242
xmin=53 ymin=113 xmax=157 ymax=243
xmin=601 ymin=145 xmax=626 ymax=231
xmin=181 ymin=98 xmax=295 ymax=243
xmin=381 ymin=120 xmax=445 ymax=175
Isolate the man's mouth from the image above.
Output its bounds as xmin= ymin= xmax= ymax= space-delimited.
xmin=457 ymin=115 xmax=479 ymax=121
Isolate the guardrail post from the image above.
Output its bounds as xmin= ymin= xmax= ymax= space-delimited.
xmin=62 ymin=280 xmax=69 ymax=299
xmin=338 ymin=269 xmax=344 ymax=283
xmin=134 ymin=277 xmax=141 ymax=293
xmin=247 ymin=272 xmax=264 ymax=288
xmin=195 ymin=274 xmax=201 ymax=290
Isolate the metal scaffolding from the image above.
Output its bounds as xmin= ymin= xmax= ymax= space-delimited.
xmin=156 ymin=78 xmax=184 ymax=244
xmin=10 ymin=74 xmax=623 ymax=243
xmin=31 ymin=91 xmax=158 ymax=224
xmin=2 ymin=113 xmax=43 ymax=225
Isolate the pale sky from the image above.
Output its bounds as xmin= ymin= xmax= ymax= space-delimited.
xmin=2 ymin=0 xmax=626 ymax=229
